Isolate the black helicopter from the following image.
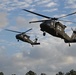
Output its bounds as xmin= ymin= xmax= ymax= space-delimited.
xmin=23 ymin=9 xmax=76 ymax=46
xmin=5 ymin=28 xmax=40 ymax=46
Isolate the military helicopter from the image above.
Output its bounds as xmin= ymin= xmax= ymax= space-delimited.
xmin=5 ymin=28 xmax=40 ymax=46
xmin=23 ymin=9 xmax=76 ymax=46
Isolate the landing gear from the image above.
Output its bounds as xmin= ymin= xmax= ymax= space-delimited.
xmin=34 ymin=38 xmax=38 ymax=43
xmin=69 ymin=43 xmax=71 ymax=47
xmin=43 ymin=32 xmax=46 ymax=36
xmin=17 ymin=39 xmax=19 ymax=42
xmin=40 ymin=29 xmax=46 ymax=36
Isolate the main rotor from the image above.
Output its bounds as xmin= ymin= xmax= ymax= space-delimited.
xmin=5 ymin=28 xmax=32 ymax=34
xmin=23 ymin=9 xmax=76 ymax=23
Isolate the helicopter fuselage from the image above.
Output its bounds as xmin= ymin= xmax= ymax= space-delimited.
xmin=40 ymin=21 xmax=71 ymax=41
xmin=16 ymin=34 xmax=32 ymax=43
xmin=40 ymin=22 xmax=56 ymax=36
xmin=23 ymin=9 xmax=76 ymax=45
xmin=5 ymin=28 xmax=40 ymax=46
xmin=16 ymin=34 xmax=40 ymax=45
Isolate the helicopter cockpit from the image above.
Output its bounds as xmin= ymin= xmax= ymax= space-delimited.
xmin=55 ymin=22 xmax=66 ymax=32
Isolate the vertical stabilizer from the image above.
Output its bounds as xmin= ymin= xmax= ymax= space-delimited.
xmin=71 ymin=30 xmax=76 ymax=40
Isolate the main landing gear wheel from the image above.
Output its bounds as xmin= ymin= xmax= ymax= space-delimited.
xmin=43 ymin=32 xmax=46 ymax=36
xmin=69 ymin=43 xmax=71 ymax=47
xmin=17 ymin=39 xmax=19 ymax=42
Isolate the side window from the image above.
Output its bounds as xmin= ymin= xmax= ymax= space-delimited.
xmin=47 ymin=22 xmax=51 ymax=26
xmin=51 ymin=21 xmax=53 ymax=25
xmin=47 ymin=21 xmax=52 ymax=26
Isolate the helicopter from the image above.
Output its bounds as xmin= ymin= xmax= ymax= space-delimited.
xmin=23 ymin=9 xmax=76 ymax=46
xmin=5 ymin=28 xmax=40 ymax=46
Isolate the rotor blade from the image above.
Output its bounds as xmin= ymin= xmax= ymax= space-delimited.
xmin=5 ymin=29 xmax=21 ymax=33
xmin=25 ymin=28 xmax=32 ymax=33
xmin=29 ymin=19 xmax=76 ymax=24
xmin=23 ymin=9 xmax=51 ymax=19
xmin=59 ymin=20 xmax=76 ymax=23
xmin=58 ymin=11 xmax=76 ymax=19
xmin=29 ymin=20 xmax=47 ymax=23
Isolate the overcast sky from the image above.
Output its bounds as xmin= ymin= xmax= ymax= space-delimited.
xmin=0 ymin=0 xmax=76 ymax=75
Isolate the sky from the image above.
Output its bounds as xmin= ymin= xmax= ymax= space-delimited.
xmin=0 ymin=0 xmax=76 ymax=75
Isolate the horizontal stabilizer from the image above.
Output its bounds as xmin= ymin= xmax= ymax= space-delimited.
xmin=32 ymin=43 xmax=40 ymax=45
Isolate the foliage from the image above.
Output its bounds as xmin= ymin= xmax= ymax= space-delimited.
xmin=56 ymin=71 xmax=64 ymax=75
xmin=0 ymin=69 xmax=76 ymax=75
xmin=65 ymin=69 xmax=76 ymax=75
xmin=56 ymin=69 xmax=76 ymax=75
xmin=41 ymin=73 xmax=46 ymax=75
xmin=0 ymin=72 xmax=4 ymax=75
xmin=25 ymin=70 xmax=36 ymax=75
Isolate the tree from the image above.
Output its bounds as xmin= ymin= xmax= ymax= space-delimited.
xmin=0 ymin=72 xmax=4 ymax=75
xmin=56 ymin=71 xmax=64 ymax=75
xmin=56 ymin=69 xmax=76 ymax=75
xmin=65 ymin=69 xmax=76 ymax=75
xmin=41 ymin=73 xmax=46 ymax=75
xmin=12 ymin=74 xmax=16 ymax=75
xmin=26 ymin=70 xmax=36 ymax=75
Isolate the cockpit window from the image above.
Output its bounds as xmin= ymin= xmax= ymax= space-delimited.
xmin=46 ymin=21 xmax=51 ymax=26
xmin=57 ymin=25 xmax=62 ymax=31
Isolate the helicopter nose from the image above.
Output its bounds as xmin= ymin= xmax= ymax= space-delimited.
xmin=40 ymin=23 xmax=43 ymax=27
xmin=40 ymin=23 xmax=43 ymax=28
xmin=15 ymin=35 xmax=19 ymax=39
xmin=40 ymin=23 xmax=45 ymax=31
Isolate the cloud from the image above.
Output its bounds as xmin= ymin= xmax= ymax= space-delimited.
xmin=45 ymin=2 xmax=57 ymax=8
xmin=43 ymin=8 xmax=58 ymax=12
xmin=0 ymin=12 xmax=8 ymax=28
xmin=0 ymin=0 xmax=76 ymax=75
xmin=15 ymin=16 xmax=40 ymax=30
xmin=0 ymin=37 xmax=76 ymax=75
xmin=16 ymin=16 xmax=29 ymax=28
xmin=0 ymin=0 xmax=33 ymax=11
xmin=36 ymin=0 xmax=51 ymax=5
xmin=65 ymin=0 xmax=76 ymax=9
xmin=35 ymin=0 xmax=58 ymax=9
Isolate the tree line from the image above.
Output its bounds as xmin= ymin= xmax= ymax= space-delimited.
xmin=0 ymin=69 xmax=76 ymax=75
